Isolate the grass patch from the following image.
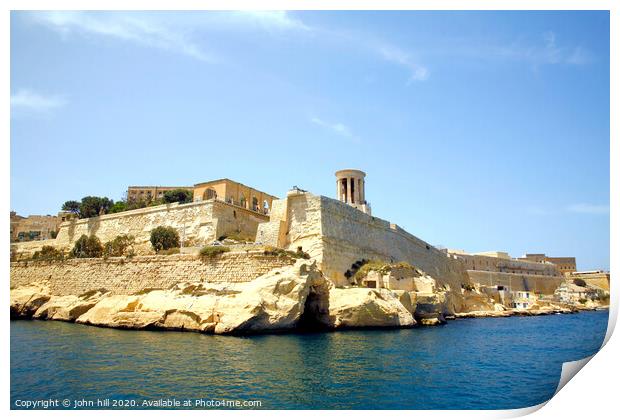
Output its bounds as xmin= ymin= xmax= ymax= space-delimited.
xmin=199 ymin=245 xmax=230 ymax=258
xmin=263 ymin=246 xmax=310 ymax=260
xmin=218 ymin=231 xmax=254 ymax=243
xmin=157 ymin=247 xmax=180 ymax=256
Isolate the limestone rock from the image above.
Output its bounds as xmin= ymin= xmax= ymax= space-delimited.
xmin=75 ymin=261 xmax=327 ymax=334
xmin=460 ymin=290 xmax=498 ymax=312
xmin=33 ymin=289 xmax=110 ymax=322
xmin=321 ymin=288 xmax=416 ymax=329
xmin=10 ymin=284 xmax=51 ymax=319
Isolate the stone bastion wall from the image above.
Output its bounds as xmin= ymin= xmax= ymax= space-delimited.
xmin=260 ymin=192 xmax=470 ymax=290
xmin=467 ymin=270 xmax=565 ymax=295
xmin=10 ymin=252 xmax=295 ymax=296
xmin=317 ymin=196 xmax=469 ymax=290
xmin=12 ymin=199 xmax=268 ymax=258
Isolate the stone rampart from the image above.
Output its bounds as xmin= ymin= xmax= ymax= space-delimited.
xmin=467 ymin=270 xmax=564 ymax=295
xmin=261 ymin=192 xmax=469 ymax=290
xmin=10 ymin=252 xmax=294 ymax=296
xmin=318 ymin=196 xmax=468 ymax=290
xmin=12 ymin=200 xmax=268 ymax=258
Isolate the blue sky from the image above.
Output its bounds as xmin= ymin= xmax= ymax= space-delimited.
xmin=10 ymin=11 xmax=610 ymax=270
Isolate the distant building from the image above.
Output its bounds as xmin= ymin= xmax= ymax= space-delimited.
xmin=511 ymin=290 xmax=537 ymax=309
xmin=472 ymin=251 xmax=511 ymax=260
xmin=518 ymin=254 xmax=577 ymax=275
xmin=193 ymin=179 xmax=277 ymax=214
xmin=127 ymin=179 xmax=277 ymax=215
xmin=554 ymin=281 xmax=591 ymax=304
xmin=447 ymin=250 xmax=560 ymax=277
xmin=10 ymin=211 xmax=63 ymax=242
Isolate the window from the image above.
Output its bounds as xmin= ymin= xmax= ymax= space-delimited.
xmin=204 ymin=189 xmax=217 ymax=200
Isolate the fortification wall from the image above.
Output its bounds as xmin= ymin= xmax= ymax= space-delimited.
xmin=318 ymin=196 xmax=468 ymax=289
xmin=568 ymin=272 xmax=610 ymax=291
xmin=265 ymin=193 xmax=469 ymax=290
xmin=450 ymin=252 xmax=560 ymax=276
xmin=211 ymin=201 xmax=269 ymax=240
xmin=10 ymin=239 xmax=58 ymax=260
xmin=10 ymin=252 xmax=294 ymax=296
xmin=467 ymin=270 xmax=564 ymax=295
xmin=13 ymin=200 xmax=268 ymax=259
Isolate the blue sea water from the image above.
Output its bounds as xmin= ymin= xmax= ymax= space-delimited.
xmin=10 ymin=310 xmax=609 ymax=410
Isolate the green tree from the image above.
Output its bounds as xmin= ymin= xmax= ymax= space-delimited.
xmin=150 ymin=226 xmax=180 ymax=251
xmin=71 ymin=234 xmax=103 ymax=258
xmin=163 ymin=189 xmax=193 ymax=204
xmin=103 ymin=234 xmax=135 ymax=257
xmin=108 ymin=201 xmax=128 ymax=214
xmin=79 ymin=196 xmax=114 ymax=218
xmin=32 ymin=246 xmax=64 ymax=261
xmin=62 ymin=200 xmax=80 ymax=214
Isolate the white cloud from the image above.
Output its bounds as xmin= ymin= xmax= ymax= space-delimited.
xmin=310 ymin=116 xmax=357 ymax=141
xmin=488 ymin=31 xmax=589 ymax=67
xmin=566 ymin=204 xmax=609 ymax=215
xmin=376 ymin=44 xmax=429 ymax=83
xmin=234 ymin=11 xmax=312 ymax=32
xmin=27 ymin=11 xmax=215 ymax=62
xmin=11 ymin=89 xmax=67 ymax=114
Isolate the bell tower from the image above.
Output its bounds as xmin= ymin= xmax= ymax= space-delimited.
xmin=335 ymin=169 xmax=371 ymax=215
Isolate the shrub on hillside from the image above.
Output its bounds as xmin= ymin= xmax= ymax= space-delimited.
xmin=217 ymin=231 xmax=254 ymax=243
xmin=103 ymin=234 xmax=135 ymax=257
xmin=199 ymin=245 xmax=230 ymax=258
xmin=71 ymin=234 xmax=103 ymax=258
xmin=263 ymin=246 xmax=310 ymax=260
xmin=32 ymin=245 xmax=65 ymax=261
xmin=573 ymin=278 xmax=587 ymax=287
xmin=150 ymin=226 xmax=180 ymax=251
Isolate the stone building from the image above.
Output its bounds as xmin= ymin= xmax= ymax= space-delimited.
xmin=193 ymin=179 xmax=277 ymax=214
xmin=127 ymin=179 xmax=277 ymax=214
xmin=447 ymin=250 xmax=560 ymax=277
xmin=517 ymin=253 xmax=577 ymax=275
xmin=10 ymin=211 xmax=62 ymax=242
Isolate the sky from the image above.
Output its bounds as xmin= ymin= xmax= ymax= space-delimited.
xmin=10 ymin=11 xmax=610 ymax=270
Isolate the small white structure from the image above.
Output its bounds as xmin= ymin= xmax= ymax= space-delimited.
xmin=511 ymin=290 xmax=536 ymax=309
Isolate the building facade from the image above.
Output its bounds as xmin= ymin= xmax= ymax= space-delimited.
xmin=518 ymin=253 xmax=577 ymax=275
xmin=127 ymin=179 xmax=277 ymax=215
xmin=10 ymin=211 xmax=62 ymax=242
xmin=193 ymin=179 xmax=277 ymax=214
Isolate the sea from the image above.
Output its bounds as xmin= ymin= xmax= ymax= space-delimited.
xmin=10 ymin=310 xmax=609 ymax=410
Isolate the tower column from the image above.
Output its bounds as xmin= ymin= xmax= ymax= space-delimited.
xmin=335 ymin=169 xmax=369 ymax=214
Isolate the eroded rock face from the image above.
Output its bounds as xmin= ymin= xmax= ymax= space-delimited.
xmin=10 ymin=284 xmax=51 ymax=319
xmin=320 ymin=288 xmax=416 ymax=329
xmin=70 ymin=261 xmax=328 ymax=334
xmin=14 ymin=260 xmax=592 ymax=334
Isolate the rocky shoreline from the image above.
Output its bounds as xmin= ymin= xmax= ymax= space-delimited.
xmin=10 ymin=261 xmax=606 ymax=335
